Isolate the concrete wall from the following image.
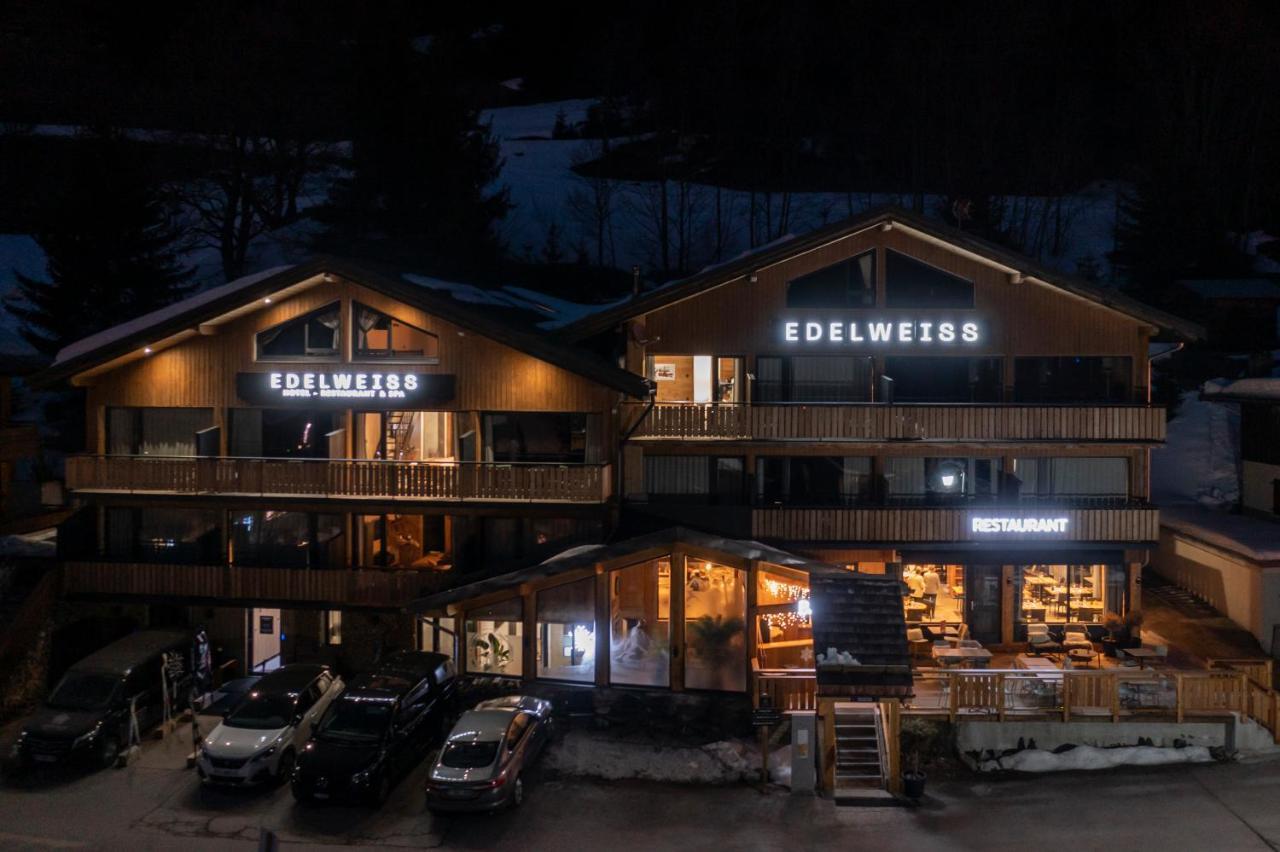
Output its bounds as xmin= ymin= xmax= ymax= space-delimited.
xmin=1151 ymin=526 xmax=1280 ymax=651
xmin=1243 ymin=460 xmax=1280 ymax=516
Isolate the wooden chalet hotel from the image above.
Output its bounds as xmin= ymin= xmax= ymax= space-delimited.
xmin=37 ymin=207 xmax=1200 ymax=713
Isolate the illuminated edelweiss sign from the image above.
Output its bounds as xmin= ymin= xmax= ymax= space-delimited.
xmin=783 ymin=319 xmax=981 ymax=344
xmin=970 ymin=517 xmax=1069 ymax=534
xmin=236 ymin=371 xmax=454 ymax=408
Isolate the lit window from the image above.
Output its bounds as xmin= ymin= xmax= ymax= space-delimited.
xmin=256 ymin=303 xmax=341 ymax=359
xmin=353 ymin=302 xmax=439 ymax=360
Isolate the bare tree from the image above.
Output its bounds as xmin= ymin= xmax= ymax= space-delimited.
xmin=566 ymin=142 xmax=619 ymax=267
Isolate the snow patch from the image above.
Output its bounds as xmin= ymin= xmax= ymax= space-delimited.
xmin=1152 ymin=390 xmax=1239 ymax=507
xmin=544 ymin=731 xmax=792 ymax=786
xmin=979 ymin=744 xmax=1212 ymax=773
xmin=1159 ymin=504 xmax=1280 ymax=562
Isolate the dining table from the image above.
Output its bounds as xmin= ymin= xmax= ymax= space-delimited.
xmin=931 ymin=645 xmax=994 ymax=667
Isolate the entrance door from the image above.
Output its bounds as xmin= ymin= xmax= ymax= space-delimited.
xmin=249 ymin=608 xmax=282 ymax=672
xmin=965 ymin=565 xmax=1002 ymax=644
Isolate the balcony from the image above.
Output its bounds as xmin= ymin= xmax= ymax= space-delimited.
xmin=751 ymin=502 xmax=1159 ymax=544
xmin=61 ymin=561 xmax=448 ymax=608
xmin=628 ymin=403 xmax=1165 ymax=443
xmin=65 ymin=455 xmax=612 ymax=504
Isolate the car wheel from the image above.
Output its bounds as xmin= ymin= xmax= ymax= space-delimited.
xmin=509 ymin=776 xmax=523 ymax=809
xmin=275 ymin=749 xmax=296 ymax=785
xmin=99 ymin=735 xmax=121 ymax=769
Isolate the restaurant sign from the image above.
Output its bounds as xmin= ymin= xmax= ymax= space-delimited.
xmin=782 ymin=319 xmax=981 ymax=345
xmin=235 ymin=371 xmax=455 ymax=408
xmin=970 ymin=517 xmax=1069 ymax=534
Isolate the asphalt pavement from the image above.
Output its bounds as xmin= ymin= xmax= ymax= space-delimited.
xmin=3 ymin=716 xmax=1280 ymax=851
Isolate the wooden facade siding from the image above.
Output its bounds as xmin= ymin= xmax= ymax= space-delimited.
xmin=79 ymin=276 xmax=621 ymax=453
xmin=751 ymin=506 xmax=1160 ymax=543
xmin=65 ymin=455 xmax=612 ymax=504
xmin=635 ymin=228 xmax=1152 ymax=386
xmin=62 ymin=561 xmax=444 ymax=609
xmin=630 ymin=403 xmax=1164 ymax=443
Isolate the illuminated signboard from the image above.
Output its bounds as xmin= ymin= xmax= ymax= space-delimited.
xmin=235 ymin=371 xmax=455 ymax=408
xmin=782 ymin=319 xmax=981 ymax=345
xmin=970 ymin=517 xmax=1069 ymax=534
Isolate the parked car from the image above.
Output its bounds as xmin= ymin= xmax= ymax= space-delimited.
xmin=193 ymin=676 xmax=262 ymax=742
xmin=293 ymin=651 xmax=457 ymax=805
xmin=195 ymin=664 xmax=341 ymax=787
xmin=425 ymin=695 xmax=554 ymax=812
xmin=11 ymin=630 xmax=193 ymax=772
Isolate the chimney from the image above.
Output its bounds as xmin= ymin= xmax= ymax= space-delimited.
xmin=631 ymin=266 xmax=641 ymax=297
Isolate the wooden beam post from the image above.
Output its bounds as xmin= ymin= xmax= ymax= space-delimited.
xmin=594 ymin=566 xmax=609 ymax=687
xmin=521 ymin=587 xmax=536 ymax=682
xmin=1175 ymin=673 xmax=1185 ymax=723
xmin=881 ymin=700 xmax=902 ymax=795
xmin=819 ymin=698 xmax=836 ymax=794
xmin=670 ymin=551 xmax=686 ymax=691
xmin=746 ymin=559 xmax=760 ymax=694
xmin=1062 ymin=673 xmax=1071 ymax=722
xmin=1111 ymin=672 xmax=1121 ymax=722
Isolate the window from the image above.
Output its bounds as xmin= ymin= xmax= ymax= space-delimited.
xmin=756 ymin=569 xmax=812 ymax=668
xmin=755 ymin=457 xmax=872 ymax=506
xmin=1017 ymin=564 xmax=1125 ymax=626
xmin=1012 ymin=457 xmax=1129 ymax=501
xmin=104 ymin=508 xmax=221 ymax=563
xmin=684 ymin=560 xmax=746 ymax=691
xmin=229 ymin=511 xmax=344 ymax=569
xmin=644 ymin=456 xmax=745 ymax=504
xmin=536 ymin=577 xmax=596 ymax=683
xmin=1013 ymin=356 xmax=1132 ymax=403
xmin=885 ymin=250 xmax=974 ymax=308
xmin=884 ymin=457 xmax=999 ymax=501
xmin=229 ymin=409 xmax=339 ymax=458
xmin=902 ymin=564 xmax=965 ymax=625
xmin=755 ymin=355 xmax=873 ymax=402
xmin=786 ymin=251 xmax=875 ymax=308
xmin=483 ymin=412 xmax=600 ymax=463
xmin=464 ymin=598 xmax=523 ymax=676
xmin=610 ymin=558 xmax=671 ymax=687
xmin=355 ymin=411 xmax=451 ymax=461
xmin=419 ymin=617 xmax=457 ymax=658
xmin=107 ymin=407 xmax=214 ymax=456
xmin=255 ymin=303 xmax=340 ymax=359
xmin=353 ymin=302 xmax=439 ymax=361
xmin=359 ymin=513 xmax=445 ymax=568
xmin=648 ymin=356 xmax=742 ymax=403
xmin=1242 ymin=404 xmax=1280 ymax=465
xmin=882 ymin=357 xmax=1002 ymax=402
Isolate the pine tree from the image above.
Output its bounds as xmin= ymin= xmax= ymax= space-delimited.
xmin=9 ymin=133 xmax=193 ymax=357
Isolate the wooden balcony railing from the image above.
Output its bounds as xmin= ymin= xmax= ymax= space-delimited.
xmin=65 ymin=455 xmax=612 ymax=504
xmin=752 ymin=662 xmax=818 ymax=711
xmin=752 ymin=505 xmax=1160 ymax=543
xmin=628 ymin=403 xmax=1165 ymax=443
xmin=62 ymin=561 xmax=450 ymax=609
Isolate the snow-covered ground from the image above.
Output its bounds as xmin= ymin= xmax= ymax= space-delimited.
xmin=545 ymin=729 xmax=792 ymax=787
xmin=1151 ymin=390 xmax=1240 ymax=508
xmin=977 ymin=744 xmax=1213 ymax=773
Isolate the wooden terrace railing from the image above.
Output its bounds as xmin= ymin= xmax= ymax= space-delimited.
xmin=629 ymin=402 xmax=1166 ymax=443
xmin=62 ymin=561 xmax=451 ymax=609
xmin=752 ymin=662 xmax=818 ymax=711
xmin=65 ymin=455 xmax=612 ymax=504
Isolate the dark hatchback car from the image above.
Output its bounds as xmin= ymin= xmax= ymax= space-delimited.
xmin=292 ymin=651 xmax=456 ymax=805
xmin=11 ymin=630 xmax=192 ymax=771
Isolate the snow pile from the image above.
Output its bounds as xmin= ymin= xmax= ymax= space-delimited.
xmin=1202 ymin=377 xmax=1280 ymax=401
xmin=401 ymin=273 xmax=629 ymax=330
xmin=0 ymin=527 xmax=56 ymax=557
xmin=1160 ymin=504 xmax=1280 ymax=562
xmin=1151 ymin=390 xmax=1239 ymax=507
xmin=544 ymin=731 xmax=793 ymax=786
xmin=978 ymin=744 xmax=1212 ymax=773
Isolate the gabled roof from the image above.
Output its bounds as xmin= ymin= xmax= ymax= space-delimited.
xmin=557 ymin=205 xmax=1204 ymax=342
xmin=32 ymin=257 xmax=648 ymax=397
xmin=810 ymin=572 xmax=913 ymax=698
xmin=409 ymin=526 xmax=840 ymax=613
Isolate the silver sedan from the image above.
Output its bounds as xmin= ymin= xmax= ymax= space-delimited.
xmin=425 ymin=695 xmax=554 ymax=812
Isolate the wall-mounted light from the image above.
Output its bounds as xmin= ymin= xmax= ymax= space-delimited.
xmin=143 ymin=347 xmax=153 ymax=355
xmin=263 ymin=297 xmax=272 ymax=304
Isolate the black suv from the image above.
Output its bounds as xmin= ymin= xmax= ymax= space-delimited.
xmin=12 ymin=630 xmax=192 ymax=771
xmin=292 ymin=651 xmax=456 ymax=805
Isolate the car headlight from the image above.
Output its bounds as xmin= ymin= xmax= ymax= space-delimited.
xmin=351 ymin=767 xmax=374 ymax=785
xmin=73 ymin=725 xmax=102 ymax=747
xmin=251 ymin=746 xmax=278 ymax=762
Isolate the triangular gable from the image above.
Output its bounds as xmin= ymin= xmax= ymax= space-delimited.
xmin=33 ymin=257 xmax=649 ymax=397
xmin=557 ymin=205 xmax=1204 ymax=342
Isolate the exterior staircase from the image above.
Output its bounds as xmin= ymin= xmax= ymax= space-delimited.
xmin=833 ymin=703 xmax=894 ymax=804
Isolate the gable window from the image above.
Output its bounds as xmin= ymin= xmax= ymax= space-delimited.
xmin=885 ymin=250 xmax=974 ymax=308
xmin=755 ymin=355 xmax=873 ymax=402
xmin=882 ymin=356 xmax=1003 ymax=402
xmin=1013 ymin=356 xmax=1132 ymax=403
xmin=786 ymin=251 xmax=875 ymax=308
xmin=353 ymin=302 xmax=439 ymax=361
xmin=255 ymin=303 xmax=340 ymax=360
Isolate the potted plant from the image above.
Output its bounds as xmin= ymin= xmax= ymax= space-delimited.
xmin=1101 ymin=611 xmax=1125 ymax=658
xmin=686 ymin=614 xmax=745 ymax=689
xmin=902 ymin=752 xmax=926 ymax=800
xmin=473 ymin=632 xmax=511 ymax=673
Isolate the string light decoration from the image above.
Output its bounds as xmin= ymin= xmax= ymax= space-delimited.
xmin=761 ymin=578 xmax=812 ymax=630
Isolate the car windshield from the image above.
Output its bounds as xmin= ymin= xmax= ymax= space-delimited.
xmin=225 ymin=691 xmax=295 ymax=730
xmin=441 ymin=741 xmax=499 ymax=768
xmin=47 ymin=673 xmax=119 ymax=711
xmin=205 ymin=678 xmax=260 ymax=717
xmin=315 ymin=700 xmax=392 ymax=743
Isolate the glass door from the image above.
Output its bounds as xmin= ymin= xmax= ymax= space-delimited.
xmin=965 ymin=565 xmax=1002 ymax=644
